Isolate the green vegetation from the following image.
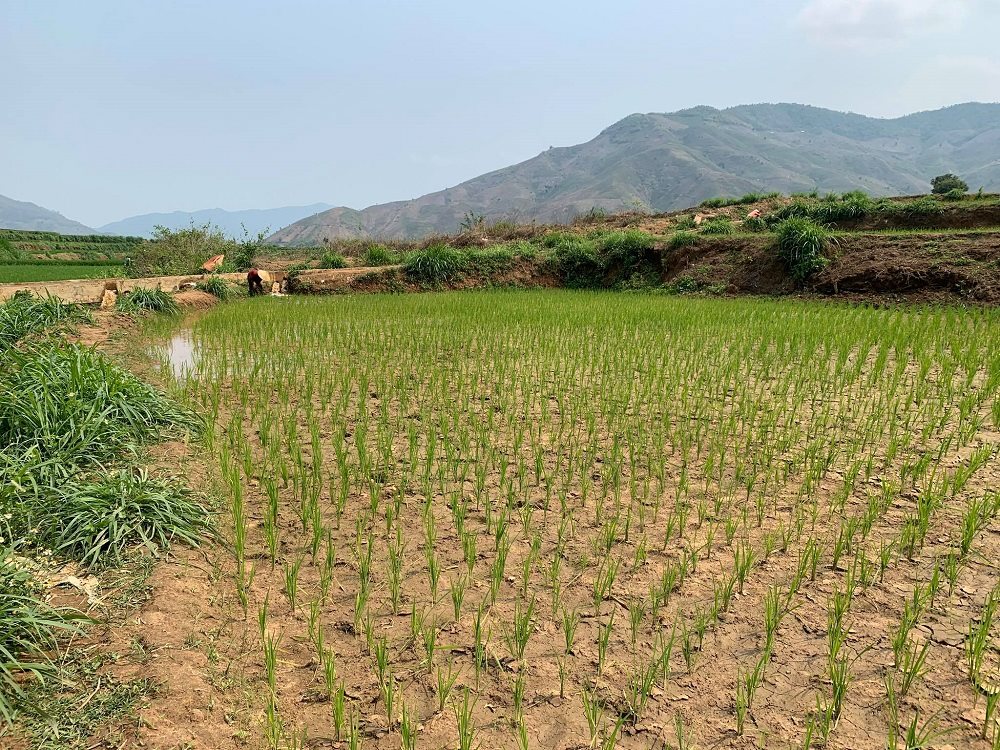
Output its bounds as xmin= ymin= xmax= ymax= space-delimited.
xmin=775 ymin=217 xmax=830 ymax=281
xmin=116 ymin=287 xmax=181 ymax=315
xmin=363 ymin=244 xmax=400 ymax=267
xmin=403 ymin=244 xmax=467 ymax=283
xmin=931 ymin=174 xmax=968 ymax=195
xmin=320 ymin=252 xmax=348 ymax=269
xmin=196 ymin=275 xmax=237 ymax=300
xmin=0 ymin=262 xmax=124 ymax=283
xmin=0 ymin=293 xmax=206 ymax=723
xmin=173 ymin=290 xmax=1000 ymax=749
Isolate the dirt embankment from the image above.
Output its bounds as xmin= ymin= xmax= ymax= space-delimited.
xmin=662 ymin=231 xmax=1000 ymax=304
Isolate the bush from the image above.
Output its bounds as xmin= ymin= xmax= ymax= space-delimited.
xmin=362 ymin=245 xmax=399 ymax=267
xmin=463 ymin=246 xmax=516 ymax=274
xmin=931 ymin=174 xmax=968 ymax=195
xmin=776 ymin=218 xmax=829 ymax=281
xmin=812 ymin=191 xmax=873 ymax=222
xmin=195 ymin=275 xmax=233 ymax=300
xmin=130 ymin=224 xmax=236 ymax=278
xmin=941 ymin=188 xmax=966 ymax=202
xmin=320 ymin=252 xmax=348 ymax=269
xmin=700 ymin=218 xmax=736 ymax=235
xmin=403 ymin=244 xmax=465 ymax=283
xmin=116 ymin=287 xmax=180 ymax=315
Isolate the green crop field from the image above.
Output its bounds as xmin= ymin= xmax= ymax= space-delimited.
xmin=153 ymin=290 xmax=1000 ymax=750
xmin=0 ymin=263 xmax=125 ymax=283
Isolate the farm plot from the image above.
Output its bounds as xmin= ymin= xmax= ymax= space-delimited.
xmin=168 ymin=291 xmax=1000 ymax=749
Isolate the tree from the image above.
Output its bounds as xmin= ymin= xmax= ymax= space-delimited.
xmin=931 ymin=174 xmax=968 ymax=195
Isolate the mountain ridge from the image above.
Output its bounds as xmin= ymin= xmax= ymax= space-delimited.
xmin=0 ymin=194 xmax=96 ymax=234
xmin=98 ymin=203 xmax=334 ymax=239
xmin=268 ymin=102 xmax=1000 ymax=245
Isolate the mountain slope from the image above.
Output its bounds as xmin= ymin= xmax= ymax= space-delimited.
xmin=0 ymin=194 xmax=95 ymax=233
xmin=268 ymin=102 xmax=1000 ymax=245
xmin=99 ymin=203 xmax=333 ymax=239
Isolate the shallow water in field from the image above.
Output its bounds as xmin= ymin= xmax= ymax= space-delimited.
xmin=159 ymin=329 xmax=200 ymax=379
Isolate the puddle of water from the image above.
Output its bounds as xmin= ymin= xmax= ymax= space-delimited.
xmin=158 ymin=330 xmax=200 ymax=380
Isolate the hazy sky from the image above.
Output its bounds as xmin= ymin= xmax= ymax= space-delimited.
xmin=2 ymin=0 xmax=999 ymax=226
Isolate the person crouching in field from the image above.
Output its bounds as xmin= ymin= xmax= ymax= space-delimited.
xmin=247 ymin=268 xmax=264 ymax=296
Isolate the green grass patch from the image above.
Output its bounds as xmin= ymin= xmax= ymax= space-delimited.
xmin=0 ymin=264 xmax=124 ymax=283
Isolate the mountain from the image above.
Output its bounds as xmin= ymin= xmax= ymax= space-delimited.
xmin=99 ymin=203 xmax=333 ymax=239
xmin=268 ymin=102 xmax=1000 ymax=245
xmin=0 ymin=194 xmax=95 ymax=233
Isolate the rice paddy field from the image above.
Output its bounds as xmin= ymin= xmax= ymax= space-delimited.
xmin=0 ymin=262 xmax=124 ymax=283
xmin=165 ymin=290 xmax=1000 ymax=750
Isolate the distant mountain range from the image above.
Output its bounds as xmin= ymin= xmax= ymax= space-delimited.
xmin=97 ymin=203 xmax=333 ymax=239
xmin=0 ymin=194 xmax=95 ymax=234
xmin=268 ymin=102 xmax=1000 ymax=245
xmin=0 ymin=197 xmax=332 ymax=239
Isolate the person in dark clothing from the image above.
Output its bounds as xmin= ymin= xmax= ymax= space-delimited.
xmin=247 ymin=268 xmax=265 ymax=296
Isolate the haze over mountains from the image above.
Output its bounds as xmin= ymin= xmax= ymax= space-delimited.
xmin=0 ymin=194 xmax=95 ymax=234
xmin=96 ymin=204 xmax=333 ymax=239
xmin=269 ymin=102 xmax=1000 ymax=245
xmin=4 ymin=103 xmax=1000 ymax=244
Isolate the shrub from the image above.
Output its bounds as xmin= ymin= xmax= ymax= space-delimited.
xmin=116 ymin=287 xmax=180 ymax=315
xmin=700 ymin=218 xmax=736 ymax=235
xmin=941 ymin=188 xmax=966 ymax=202
xmin=130 ymin=224 xmax=236 ymax=278
xmin=667 ymin=231 xmax=699 ymax=250
xmin=320 ymin=252 xmax=348 ymax=269
xmin=776 ymin=218 xmax=829 ymax=281
xmin=403 ymin=244 xmax=465 ymax=283
xmin=362 ymin=245 xmax=399 ymax=267
xmin=195 ymin=275 xmax=233 ymax=300
xmin=931 ymin=174 xmax=968 ymax=195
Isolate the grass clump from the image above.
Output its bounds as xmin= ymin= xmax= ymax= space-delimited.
xmin=362 ymin=245 xmax=399 ymax=267
xmin=0 ymin=292 xmax=92 ymax=353
xmin=115 ymin=287 xmax=179 ymax=316
xmin=320 ymin=252 xmax=348 ymax=269
xmin=700 ymin=218 xmax=736 ymax=235
xmin=667 ymin=231 xmax=699 ymax=251
xmin=0 ymin=547 xmax=83 ymax=721
xmin=33 ymin=470 xmax=211 ymax=567
xmin=404 ymin=244 xmax=465 ymax=283
xmin=597 ymin=230 xmax=655 ymax=267
xmin=544 ymin=234 xmax=603 ymax=287
xmin=0 ymin=344 xmax=201 ymax=471
xmin=776 ymin=218 xmax=830 ymax=281
xmin=195 ymin=275 xmax=234 ymax=300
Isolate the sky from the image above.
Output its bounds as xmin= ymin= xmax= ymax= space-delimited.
xmin=2 ymin=0 xmax=999 ymax=227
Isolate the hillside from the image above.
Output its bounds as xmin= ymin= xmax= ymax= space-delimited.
xmin=98 ymin=203 xmax=333 ymax=239
xmin=0 ymin=193 xmax=95 ymax=233
xmin=268 ymin=102 xmax=1000 ymax=245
